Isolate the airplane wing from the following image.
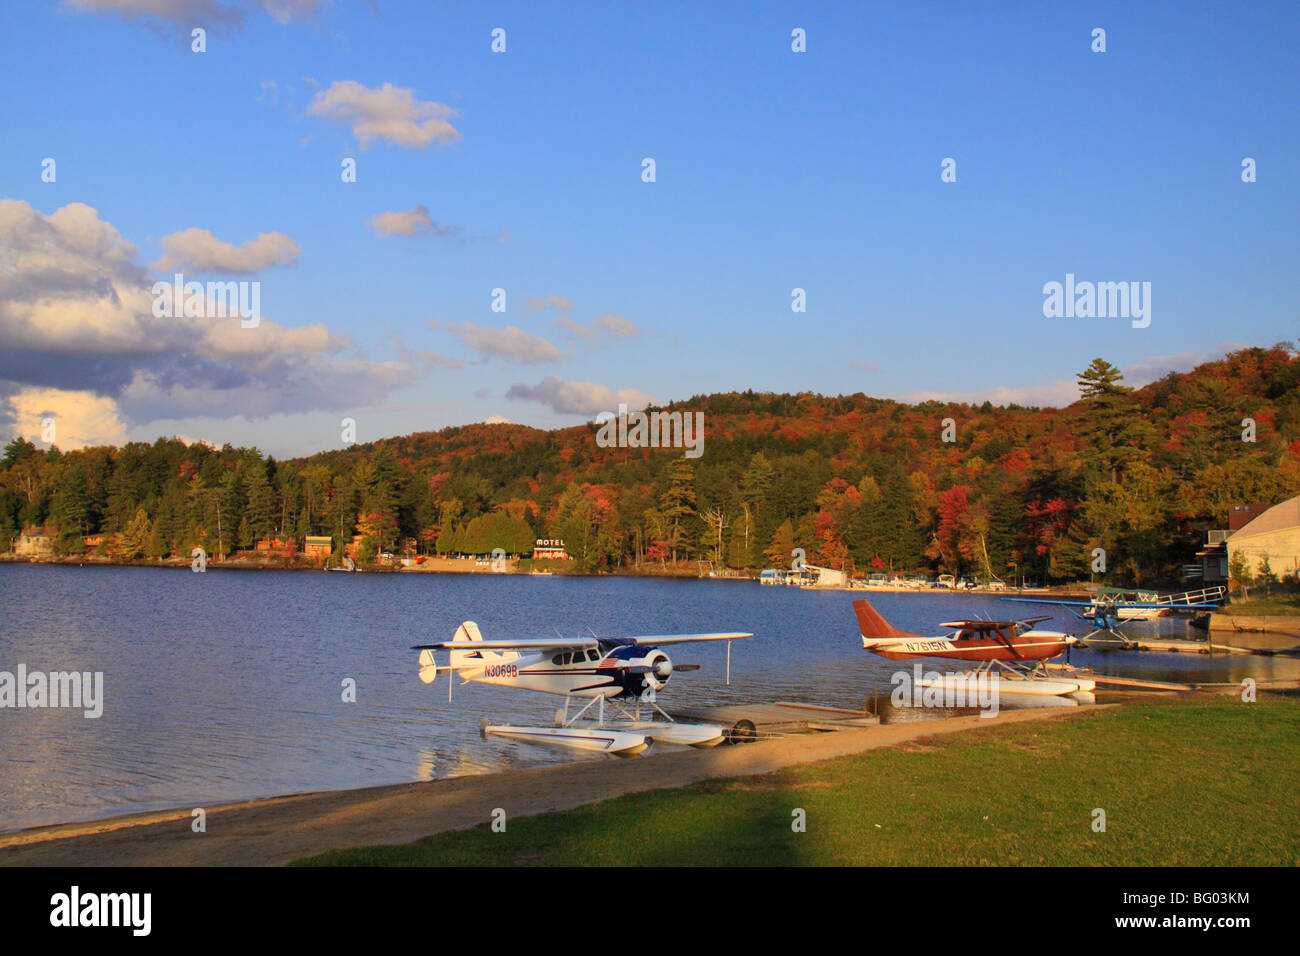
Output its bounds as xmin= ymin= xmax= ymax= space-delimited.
xmin=619 ymin=632 xmax=754 ymax=646
xmin=939 ymin=616 xmax=1052 ymax=629
xmin=411 ymin=638 xmax=596 ymax=651
xmin=412 ymin=632 xmax=754 ymax=651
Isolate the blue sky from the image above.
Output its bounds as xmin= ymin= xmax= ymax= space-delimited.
xmin=1 ymin=0 xmax=1297 ymax=457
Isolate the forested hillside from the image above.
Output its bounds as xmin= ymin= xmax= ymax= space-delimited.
xmin=4 ymin=345 xmax=1298 ymax=585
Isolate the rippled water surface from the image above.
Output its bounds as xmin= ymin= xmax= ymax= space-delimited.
xmin=2 ymin=564 xmax=1296 ymax=831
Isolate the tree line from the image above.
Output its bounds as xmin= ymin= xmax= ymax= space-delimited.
xmin=2 ymin=345 xmax=1298 ymax=585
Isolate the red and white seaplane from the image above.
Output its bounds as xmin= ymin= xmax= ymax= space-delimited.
xmin=413 ymin=621 xmax=753 ymax=756
xmin=852 ymin=598 xmax=1096 ymax=697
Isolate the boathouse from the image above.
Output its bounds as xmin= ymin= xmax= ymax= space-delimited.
xmin=1228 ymin=494 xmax=1300 ymax=582
xmin=303 ymin=535 xmax=332 ymax=559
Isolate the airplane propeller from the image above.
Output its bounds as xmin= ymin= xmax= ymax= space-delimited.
xmin=418 ymin=648 xmax=438 ymax=684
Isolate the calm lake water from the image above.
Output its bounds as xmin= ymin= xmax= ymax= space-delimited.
xmin=2 ymin=564 xmax=1297 ymax=832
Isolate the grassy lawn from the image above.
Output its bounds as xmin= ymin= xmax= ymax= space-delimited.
xmin=293 ymin=697 xmax=1299 ymax=867
xmin=1225 ymin=591 xmax=1300 ymax=616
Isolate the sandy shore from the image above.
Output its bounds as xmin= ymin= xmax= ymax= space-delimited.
xmin=0 ymin=706 xmax=1105 ymax=866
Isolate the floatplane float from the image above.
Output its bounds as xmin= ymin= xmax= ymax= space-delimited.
xmin=852 ymin=598 xmax=1096 ymax=697
xmin=413 ymin=622 xmax=753 ymax=756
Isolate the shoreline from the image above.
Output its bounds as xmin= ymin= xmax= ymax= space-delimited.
xmin=0 ymin=557 xmax=1089 ymax=596
xmin=0 ymin=706 xmax=1106 ymax=866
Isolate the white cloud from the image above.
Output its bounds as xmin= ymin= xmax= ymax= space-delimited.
xmin=152 ymin=227 xmax=300 ymax=274
xmin=6 ymin=387 xmax=131 ymax=450
xmin=593 ymin=313 xmax=639 ymax=339
xmin=367 ymin=205 xmax=434 ymax=238
xmin=524 ymin=294 xmax=572 ymax=313
xmin=555 ymin=316 xmax=598 ymax=343
xmin=904 ymin=381 xmax=1082 ymax=409
xmin=308 ymin=81 xmax=460 ymax=149
xmin=365 ymin=205 xmax=500 ymax=242
xmin=506 ymin=376 xmax=654 ymax=416
xmin=553 ymin=312 xmax=640 ymax=345
xmin=64 ymin=0 xmax=324 ymax=30
xmin=900 ymin=348 xmax=1243 ymax=409
xmin=443 ymin=323 xmax=568 ymax=364
xmin=1121 ymin=346 xmax=1245 ymax=387
xmin=0 ymin=199 xmax=430 ymax=427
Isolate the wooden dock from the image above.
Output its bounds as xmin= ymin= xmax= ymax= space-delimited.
xmin=1075 ymin=636 xmax=1258 ymax=655
xmin=669 ymin=701 xmax=879 ymax=742
xmin=1039 ymin=663 xmax=1191 ymax=691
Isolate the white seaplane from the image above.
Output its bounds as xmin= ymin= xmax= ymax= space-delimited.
xmin=413 ymin=622 xmax=754 ymax=756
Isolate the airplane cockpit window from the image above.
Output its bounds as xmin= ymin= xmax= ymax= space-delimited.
xmin=552 ymin=654 xmax=564 ymax=665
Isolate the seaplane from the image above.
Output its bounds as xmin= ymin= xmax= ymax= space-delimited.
xmin=1001 ymin=585 xmax=1227 ymax=647
xmin=412 ymin=621 xmax=754 ymax=756
xmin=852 ymin=598 xmax=1096 ymax=697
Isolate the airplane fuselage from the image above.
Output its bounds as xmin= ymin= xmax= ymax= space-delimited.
xmin=463 ymin=644 xmax=671 ymax=699
xmin=863 ymin=629 xmax=1073 ymax=662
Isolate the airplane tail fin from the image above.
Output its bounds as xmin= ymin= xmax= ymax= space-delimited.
xmin=448 ymin=621 xmax=512 ymax=669
xmin=852 ymin=599 xmax=921 ymax=642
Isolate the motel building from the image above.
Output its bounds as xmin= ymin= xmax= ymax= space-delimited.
xmin=532 ymin=539 xmax=570 ymax=561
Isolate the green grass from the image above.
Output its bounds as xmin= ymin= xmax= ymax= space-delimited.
xmin=1225 ymin=592 xmax=1300 ymax=615
xmin=293 ymin=697 xmax=1300 ymax=866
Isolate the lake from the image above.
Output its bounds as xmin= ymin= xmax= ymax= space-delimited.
xmin=2 ymin=564 xmax=1296 ymax=832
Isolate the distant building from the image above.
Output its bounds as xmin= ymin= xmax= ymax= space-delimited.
xmin=1228 ymin=495 xmax=1300 ymax=582
xmin=303 ymin=536 xmax=332 ymax=559
xmin=1196 ymin=503 xmax=1271 ymax=584
xmin=804 ymin=564 xmax=847 ymax=587
xmin=255 ymin=537 xmax=297 ymax=555
xmin=15 ymin=525 xmax=53 ymax=557
xmin=532 ymin=538 xmax=569 ymax=560
xmin=1227 ymin=503 xmax=1268 ymax=532
xmin=1194 ymin=530 xmax=1230 ymax=584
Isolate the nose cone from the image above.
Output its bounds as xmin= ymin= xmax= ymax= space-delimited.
xmin=653 ymin=657 xmax=673 ymax=680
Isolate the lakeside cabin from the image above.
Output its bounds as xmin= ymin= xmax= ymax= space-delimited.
xmin=16 ymin=525 xmax=53 ymax=557
xmin=303 ymin=536 xmax=332 ymax=559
